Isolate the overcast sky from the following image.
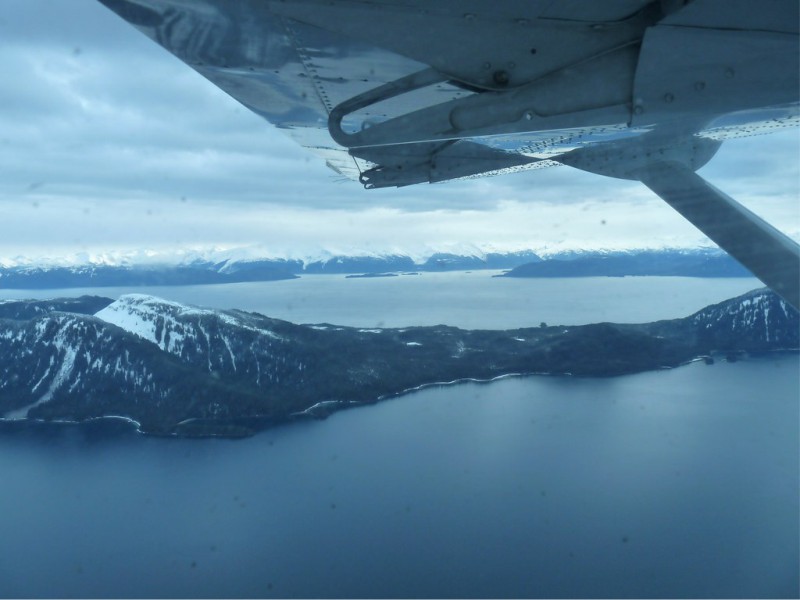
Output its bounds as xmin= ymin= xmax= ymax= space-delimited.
xmin=0 ymin=0 xmax=798 ymax=265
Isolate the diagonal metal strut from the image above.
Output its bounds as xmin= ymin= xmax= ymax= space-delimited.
xmin=638 ymin=162 xmax=800 ymax=310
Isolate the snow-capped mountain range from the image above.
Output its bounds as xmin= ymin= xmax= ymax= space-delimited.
xmin=0 ymin=242 xmax=718 ymax=270
xmin=0 ymin=289 xmax=795 ymax=437
xmin=0 ymin=247 xmax=751 ymax=289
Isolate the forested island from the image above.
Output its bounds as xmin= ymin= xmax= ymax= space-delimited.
xmin=0 ymin=289 xmax=796 ymax=437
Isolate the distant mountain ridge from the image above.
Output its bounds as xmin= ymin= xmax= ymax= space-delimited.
xmin=0 ymin=288 xmax=795 ymax=437
xmin=0 ymin=251 xmax=541 ymax=289
xmin=502 ymin=249 xmax=751 ymax=278
xmin=0 ymin=249 xmax=752 ymax=289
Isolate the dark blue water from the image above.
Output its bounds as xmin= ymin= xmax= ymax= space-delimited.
xmin=0 ymin=356 xmax=797 ymax=598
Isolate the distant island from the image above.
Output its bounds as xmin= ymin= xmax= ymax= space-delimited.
xmin=501 ymin=250 xmax=752 ymax=278
xmin=344 ymin=272 xmax=398 ymax=279
xmin=0 ymin=288 xmax=795 ymax=437
xmin=0 ymin=249 xmax=752 ymax=289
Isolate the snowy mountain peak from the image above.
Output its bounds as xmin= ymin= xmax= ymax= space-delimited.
xmin=94 ymin=294 xmax=280 ymax=361
xmin=100 ymin=293 xmax=210 ymax=318
xmin=95 ymin=294 xmax=212 ymax=347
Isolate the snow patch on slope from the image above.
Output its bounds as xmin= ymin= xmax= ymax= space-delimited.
xmin=94 ymin=294 xmax=280 ymax=352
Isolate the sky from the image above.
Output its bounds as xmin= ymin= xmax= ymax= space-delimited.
xmin=0 ymin=0 xmax=798 ymax=265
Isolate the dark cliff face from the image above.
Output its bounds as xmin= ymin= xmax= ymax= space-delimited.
xmin=0 ymin=289 xmax=796 ymax=436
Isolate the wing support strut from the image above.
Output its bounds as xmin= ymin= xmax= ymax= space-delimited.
xmin=638 ymin=162 xmax=800 ymax=310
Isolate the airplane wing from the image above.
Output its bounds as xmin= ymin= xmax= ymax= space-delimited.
xmin=97 ymin=0 xmax=800 ymax=308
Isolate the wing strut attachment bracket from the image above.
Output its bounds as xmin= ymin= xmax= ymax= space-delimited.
xmin=328 ymin=68 xmax=447 ymax=148
xmin=328 ymin=46 xmax=637 ymax=150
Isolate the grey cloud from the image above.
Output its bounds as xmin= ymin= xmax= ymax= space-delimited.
xmin=1 ymin=0 xmax=147 ymax=50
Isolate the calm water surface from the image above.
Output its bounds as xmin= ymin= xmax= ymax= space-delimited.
xmin=0 ymin=272 xmax=762 ymax=328
xmin=0 ymin=358 xmax=796 ymax=598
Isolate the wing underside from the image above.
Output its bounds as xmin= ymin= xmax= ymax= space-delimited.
xmin=96 ymin=0 xmax=797 ymax=184
xmin=98 ymin=0 xmax=799 ymax=186
xmin=97 ymin=0 xmax=800 ymax=307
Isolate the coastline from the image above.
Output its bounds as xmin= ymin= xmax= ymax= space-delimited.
xmin=3 ymin=350 xmax=796 ymax=439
